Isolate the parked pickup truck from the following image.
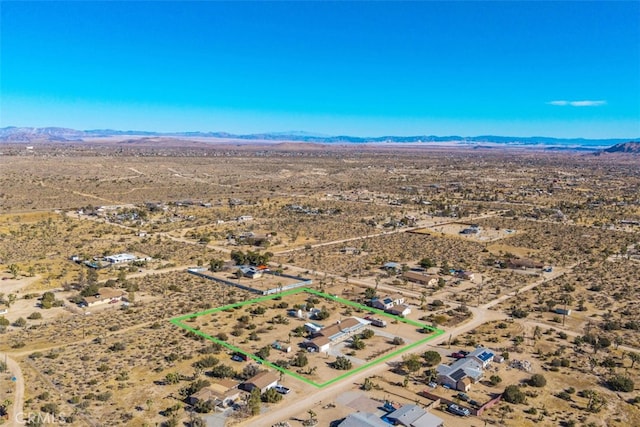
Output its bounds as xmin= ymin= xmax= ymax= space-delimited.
xmin=456 ymin=392 xmax=470 ymax=402
xmin=364 ymin=316 xmax=387 ymax=328
xmin=274 ymin=385 xmax=290 ymax=394
xmin=231 ymin=353 xmax=248 ymax=362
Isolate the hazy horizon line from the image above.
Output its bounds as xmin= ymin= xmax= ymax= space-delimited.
xmin=2 ymin=125 xmax=638 ymax=142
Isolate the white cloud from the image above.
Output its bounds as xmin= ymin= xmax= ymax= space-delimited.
xmin=548 ymin=100 xmax=607 ymax=107
xmin=569 ymin=100 xmax=607 ymax=107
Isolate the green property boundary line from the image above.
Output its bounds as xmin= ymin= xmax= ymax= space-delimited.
xmin=170 ymin=287 xmax=445 ymax=388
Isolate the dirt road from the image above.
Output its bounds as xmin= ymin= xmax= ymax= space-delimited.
xmin=0 ymin=351 xmax=24 ymax=427
xmin=1 ymin=351 xmax=24 ymax=427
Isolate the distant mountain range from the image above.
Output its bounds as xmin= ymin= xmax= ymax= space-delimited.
xmin=601 ymin=141 xmax=640 ymax=154
xmin=0 ymin=126 xmax=637 ymax=149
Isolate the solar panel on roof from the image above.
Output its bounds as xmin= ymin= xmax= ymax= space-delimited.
xmin=450 ymin=368 xmax=467 ymax=381
xmin=478 ymin=351 xmax=494 ymax=361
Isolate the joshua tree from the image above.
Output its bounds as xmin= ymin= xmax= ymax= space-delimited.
xmin=307 ymin=410 xmax=317 ymax=422
xmin=627 ymin=352 xmax=640 ymax=369
xmin=6 ymin=294 xmax=16 ymax=308
xmin=8 ymin=264 xmax=19 ymax=279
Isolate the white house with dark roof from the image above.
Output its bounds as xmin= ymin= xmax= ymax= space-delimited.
xmin=469 ymin=347 xmax=495 ymax=368
xmin=372 ymin=294 xmax=405 ymax=310
xmin=436 ymin=357 xmax=484 ymax=391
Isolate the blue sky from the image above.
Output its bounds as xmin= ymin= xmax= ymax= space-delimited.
xmin=1 ymin=1 xmax=639 ymax=138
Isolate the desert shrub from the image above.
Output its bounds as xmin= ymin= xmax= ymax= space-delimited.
xmin=422 ymin=351 xmax=441 ymax=367
xmin=360 ymin=329 xmax=375 ymax=339
xmin=274 ymin=359 xmax=290 ymax=369
xmin=109 ymin=342 xmax=126 ymax=352
xmin=490 ymin=375 xmax=502 ymax=386
xmin=315 ymin=306 xmax=330 ymax=320
xmin=511 ymin=308 xmax=529 ymax=318
xmin=503 ymin=385 xmax=526 ymax=404
xmin=331 ymin=356 xmax=352 ymax=370
xmin=193 ymin=356 xmax=219 ymax=369
xmin=165 ymin=372 xmax=181 ymax=384
xmin=40 ymin=403 xmax=59 ymax=415
xmin=529 ymin=374 xmax=547 ymax=387
xmin=180 ymin=379 xmax=210 ymax=398
xmin=165 ymin=353 xmax=179 ymax=363
xmin=240 ymin=364 xmax=261 ymax=381
xmin=261 ymin=388 xmax=283 ymax=403
xmin=351 ymin=336 xmax=365 ymax=350
xmin=96 ymin=391 xmax=112 ymax=402
xmin=199 ymin=343 xmax=223 ymax=354
xmin=557 ymin=391 xmax=572 ymax=401
xmin=13 ymin=317 xmax=27 ymax=327
xmin=392 ymin=337 xmax=405 ymax=345
xmin=209 ymin=364 xmax=235 ymax=378
xmin=290 ymin=351 xmax=308 ymax=368
xmin=194 ymin=399 xmax=216 ymax=413
xmin=256 ymin=346 xmax=270 ymax=359
xmin=607 ymin=375 xmax=634 ymax=392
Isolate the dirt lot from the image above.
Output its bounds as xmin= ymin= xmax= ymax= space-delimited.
xmin=412 ymin=222 xmax=520 ymax=242
xmin=184 ymin=289 xmax=438 ymax=386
